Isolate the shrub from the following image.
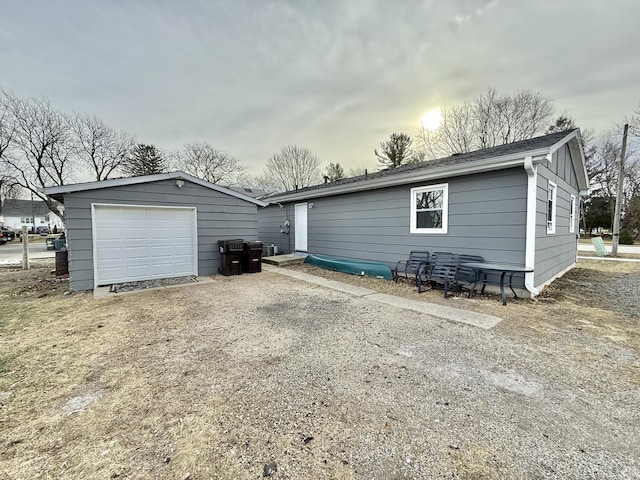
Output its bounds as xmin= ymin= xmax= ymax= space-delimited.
xmin=619 ymin=229 xmax=634 ymax=245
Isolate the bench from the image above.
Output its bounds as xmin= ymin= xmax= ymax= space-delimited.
xmin=393 ymin=250 xmax=430 ymax=284
xmin=416 ymin=252 xmax=484 ymax=297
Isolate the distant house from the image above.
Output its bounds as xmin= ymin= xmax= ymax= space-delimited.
xmin=258 ymin=129 xmax=588 ymax=297
xmin=42 ymin=171 xmax=266 ymax=291
xmin=0 ymin=199 xmax=64 ymax=231
xmin=227 ymin=186 xmax=268 ymax=199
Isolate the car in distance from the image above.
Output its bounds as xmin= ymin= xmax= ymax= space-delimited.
xmin=0 ymin=226 xmax=15 ymax=241
xmin=35 ymin=226 xmax=50 ymax=235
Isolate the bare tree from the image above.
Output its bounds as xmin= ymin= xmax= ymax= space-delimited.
xmin=375 ymin=132 xmax=414 ymax=169
xmin=325 ymin=162 xmax=345 ymax=182
xmin=0 ymin=93 xmax=19 ymax=215
xmin=347 ymin=165 xmax=369 ymax=177
xmin=588 ymin=130 xmax=640 ymax=227
xmin=1 ymin=89 xmax=73 ymax=218
xmin=625 ymin=100 xmax=640 ymax=136
xmin=70 ymin=114 xmax=134 ymax=181
xmin=262 ymin=145 xmax=321 ymax=192
xmin=416 ymin=88 xmax=554 ymax=159
xmin=173 ymin=142 xmax=246 ymax=185
xmin=418 ymin=103 xmax=476 ymax=159
xmin=122 ymin=143 xmax=167 ymax=177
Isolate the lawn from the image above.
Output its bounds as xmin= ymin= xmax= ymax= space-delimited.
xmin=0 ymin=259 xmax=638 ymax=479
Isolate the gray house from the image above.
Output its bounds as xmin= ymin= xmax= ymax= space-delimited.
xmin=42 ymin=171 xmax=267 ymax=291
xmin=258 ymin=129 xmax=588 ymax=297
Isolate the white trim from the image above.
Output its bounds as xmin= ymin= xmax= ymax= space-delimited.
xmin=42 ymin=171 xmax=267 ymax=207
xmin=546 ymin=181 xmax=557 ymax=234
xmin=569 ymin=194 xmax=576 ymax=233
xmin=91 ymin=203 xmax=198 ymax=287
xmin=523 ymin=156 xmax=539 ymax=296
xmin=410 ymin=183 xmax=448 ymax=234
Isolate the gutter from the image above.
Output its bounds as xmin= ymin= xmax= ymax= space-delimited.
xmin=523 ymin=155 xmax=540 ymax=296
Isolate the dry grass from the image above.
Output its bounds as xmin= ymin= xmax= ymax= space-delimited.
xmin=0 ymin=259 xmax=638 ymax=479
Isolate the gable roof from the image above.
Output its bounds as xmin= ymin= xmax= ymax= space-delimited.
xmin=41 ymin=171 xmax=268 ymax=207
xmin=1 ymin=199 xmax=60 ymax=217
xmin=266 ymin=129 xmax=588 ymax=203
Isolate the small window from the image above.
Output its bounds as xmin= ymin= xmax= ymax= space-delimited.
xmin=569 ymin=194 xmax=576 ymax=233
xmin=410 ymin=183 xmax=448 ymax=234
xmin=547 ymin=181 xmax=557 ymax=234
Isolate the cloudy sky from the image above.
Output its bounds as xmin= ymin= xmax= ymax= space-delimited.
xmin=1 ymin=0 xmax=638 ymax=177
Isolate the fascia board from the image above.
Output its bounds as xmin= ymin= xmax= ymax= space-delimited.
xmin=548 ymin=130 xmax=579 ymax=154
xmin=548 ymin=130 xmax=589 ymax=191
xmin=40 ymin=171 xmax=267 ymax=207
xmin=268 ymin=149 xmax=551 ymax=203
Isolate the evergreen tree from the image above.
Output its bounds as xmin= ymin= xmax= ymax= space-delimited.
xmin=122 ymin=144 xmax=167 ymax=177
xmin=375 ymin=132 xmax=414 ymax=169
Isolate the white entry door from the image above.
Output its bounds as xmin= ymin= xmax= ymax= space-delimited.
xmin=294 ymin=203 xmax=308 ymax=252
xmin=92 ymin=204 xmax=197 ymax=286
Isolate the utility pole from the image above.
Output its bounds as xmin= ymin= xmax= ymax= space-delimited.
xmin=611 ymin=123 xmax=629 ymax=258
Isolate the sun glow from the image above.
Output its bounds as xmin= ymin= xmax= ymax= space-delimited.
xmin=420 ymin=109 xmax=443 ymax=130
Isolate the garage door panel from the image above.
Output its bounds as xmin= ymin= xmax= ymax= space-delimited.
xmin=122 ymin=228 xmax=150 ymax=241
xmin=124 ymin=245 xmax=150 ymax=258
xmin=94 ymin=205 xmax=197 ymax=285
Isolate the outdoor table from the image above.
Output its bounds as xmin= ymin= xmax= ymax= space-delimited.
xmin=461 ymin=262 xmax=534 ymax=306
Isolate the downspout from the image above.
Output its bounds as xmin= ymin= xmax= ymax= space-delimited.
xmin=523 ymin=155 xmax=540 ymax=296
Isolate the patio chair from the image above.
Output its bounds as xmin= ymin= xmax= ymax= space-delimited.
xmin=453 ymin=254 xmax=484 ymax=295
xmin=591 ymin=237 xmax=609 ymax=256
xmin=393 ymin=250 xmax=430 ymax=283
xmin=417 ymin=251 xmax=458 ymax=296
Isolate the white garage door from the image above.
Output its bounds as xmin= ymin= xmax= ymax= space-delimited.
xmin=93 ymin=204 xmax=197 ymax=286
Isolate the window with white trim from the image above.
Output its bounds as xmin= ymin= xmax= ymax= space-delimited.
xmin=547 ymin=181 xmax=557 ymax=234
xmin=569 ymin=194 xmax=576 ymax=233
xmin=410 ymin=183 xmax=448 ymax=234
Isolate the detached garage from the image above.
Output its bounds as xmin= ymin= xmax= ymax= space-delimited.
xmin=42 ymin=172 xmax=266 ymax=291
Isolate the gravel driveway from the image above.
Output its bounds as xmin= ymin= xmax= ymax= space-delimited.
xmin=1 ymin=263 xmax=638 ymax=479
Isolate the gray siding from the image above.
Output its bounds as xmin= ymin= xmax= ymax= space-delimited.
xmin=257 ymin=204 xmax=296 ymax=254
xmin=65 ymin=179 xmax=258 ymax=291
xmin=260 ymin=168 xmax=529 ymax=272
xmin=534 ymin=145 xmax=580 ymax=286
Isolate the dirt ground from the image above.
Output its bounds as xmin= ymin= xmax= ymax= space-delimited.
xmin=0 ymin=259 xmax=638 ymax=479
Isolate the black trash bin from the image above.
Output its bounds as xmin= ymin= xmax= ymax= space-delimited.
xmin=242 ymin=241 xmax=263 ymax=273
xmin=218 ymin=239 xmax=244 ymax=276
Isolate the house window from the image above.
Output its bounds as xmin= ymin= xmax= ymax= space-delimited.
xmin=569 ymin=194 xmax=576 ymax=233
xmin=410 ymin=183 xmax=448 ymax=234
xmin=547 ymin=181 xmax=557 ymax=234
xmin=21 ymin=217 xmax=33 ymax=223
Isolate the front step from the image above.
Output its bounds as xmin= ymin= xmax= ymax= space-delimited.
xmin=262 ymin=254 xmax=306 ymax=267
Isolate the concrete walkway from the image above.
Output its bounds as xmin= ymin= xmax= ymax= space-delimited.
xmin=263 ymin=264 xmax=503 ymax=330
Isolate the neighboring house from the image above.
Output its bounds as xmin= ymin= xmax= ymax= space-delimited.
xmin=42 ymin=171 xmax=267 ymax=291
xmin=227 ymin=186 xmax=268 ymax=199
xmin=0 ymin=199 xmax=64 ymax=232
xmin=258 ymin=129 xmax=588 ymax=297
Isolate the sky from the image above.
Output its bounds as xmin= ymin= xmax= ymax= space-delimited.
xmin=1 ymin=0 xmax=639 ymax=179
